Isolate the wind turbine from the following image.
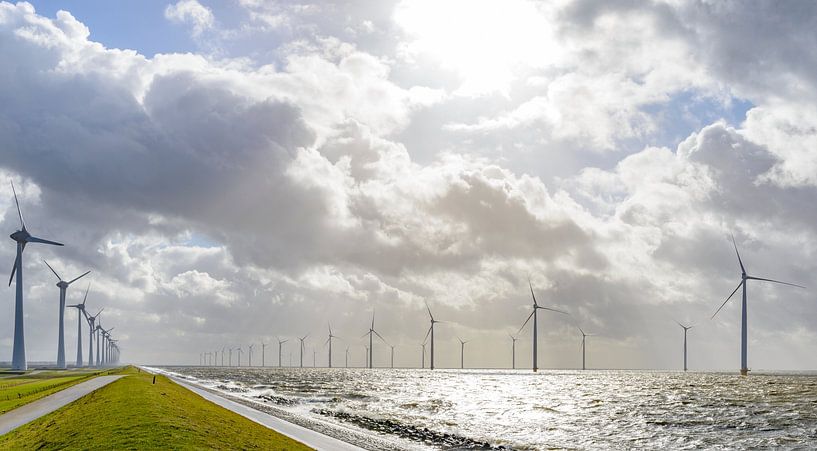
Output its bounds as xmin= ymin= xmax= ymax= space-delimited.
xmin=221 ymin=346 xmax=225 ymax=366
xmin=85 ymin=308 xmax=101 ymax=367
xmin=422 ymin=303 xmax=443 ymax=370
xmin=298 ymin=335 xmax=308 ymax=368
xmin=578 ymin=327 xmax=595 ymax=371
xmin=458 ymin=337 xmax=469 ymax=369
xmin=67 ymin=283 xmax=91 ymax=367
xmin=236 ymin=347 xmax=243 ymax=366
xmin=248 ymin=344 xmax=254 ymax=367
xmin=389 ymin=345 xmax=395 ymax=369
xmin=325 ymin=323 xmax=339 ymax=368
xmin=509 ymin=334 xmax=518 ymax=369
xmin=711 ymin=235 xmax=806 ymax=375
xmin=675 ymin=322 xmax=692 ymax=372
xmin=519 ymin=281 xmax=568 ymax=372
xmin=363 ymin=311 xmax=387 ymax=369
xmin=228 ymin=347 xmax=233 ymax=366
xmin=312 ymin=348 xmax=316 ymax=367
xmin=277 ymin=337 xmax=288 ymax=367
xmin=345 ymin=346 xmax=349 ymax=368
xmin=421 ymin=342 xmax=426 ymax=369
xmin=102 ymin=327 xmax=114 ymax=365
xmin=7 ymin=181 xmax=64 ymax=370
xmin=43 ymin=261 xmax=90 ymax=369
xmin=261 ymin=342 xmax=267 ymax=367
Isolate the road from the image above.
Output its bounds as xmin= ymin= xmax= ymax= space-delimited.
xmin=0 ymin=375 xmax=124 ymax=435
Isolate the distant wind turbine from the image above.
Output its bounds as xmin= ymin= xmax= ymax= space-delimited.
xmin=423 ymin=303 xmax=443 ymax=370
xmin=248 ymin=344 xmax=254 ymax=367
xmin=261 ymin=342 xmax=266 ymax=367
xmin=458 ymin=337 xmax=469 ymax=369
xmin=578 ymin=327 xmax=595 ymax=371
xmin=363 ymin=311 xmax=387 ymax=369
xmin=519 ymin=280 xmax=568 ymax=372
xmin=85 ymin=308 xmax=102 ymax=367
xmin=228 ymin=347 xmax=233 ymax=366
xmin=277 ymin=337 xmax=288 ymax=367
xmin=389 ymin=345 xmax=395 ymax=368
xmin=221 ymin=346 xmax=225 ymax=366
xmin=236 ymin=347 xmax=243 ymax=366
xmin=675 ymin=322 xmax=692 ymax=372
xmin=345 ymin=346 xmax=349 ymax=368
xmin=7 ymin=181 xmax=64 ymax=370
xmin=711 ymin=235 xmax=806 ymax=375
xmin=509 ymin=334 xmax=518 ymax=369
xmin=421 ymin=343 xmax=426 ymax=369
xmin=298 ymin=335 xmax=308 ymax=368
xmin=325 ymin=323 xmax=339 ymax=368
xmin=67 ymin=283 xmax=91 ymax=367
xmin=44 ymin=261 xmax=90 ymax=369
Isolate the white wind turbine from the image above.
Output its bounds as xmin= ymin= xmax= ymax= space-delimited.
xmin=67 ymin=283 xmax=91 ymax=367
xmin=248 ymin=344 xmax=254 ymax=367
xmin=7 ymin=181 xmax=64 ymax=370
xmin=421 ymin=342 xmax=426 ymax=369
xmin=277 ymin=337 xmax=288 ymax=367
xmin=389 ymin=345 xmax=395 ymax=369
xmin=298 ymin=335 xmax=308 ymax=368
xmin=363 ymin=311 xmax=387 ymax=369
xmin=325 ymin=323 xmax=339 ymax=368
xmin=422 ymin=303 xmax=443 ymax=370
xmin=578 ymin=327 xmax=595 ymax=371
xmin=228 ymin=347 xmax=233 ymax=366
xmin=261 ymin=342 xmax=267 ymax=367
xmin=509 ymin=334 xmax=518 ymax=369
xmin=458 ymin=337 xmax=469 ymax=369
xmin=711 ymin=235 xmax=806 ymax=375
xmin=221 ymin=346 xmax=226 ymax=366
xmin=236 ymin=347 xmax=243 ymax=366
xmin=345 ymin=346 xmax=350 ymax=368
xmin=44 ymin=260 xmax=90 ymax=369
xmin=518 ymin=281 xmax=568 ymax=372
xmin=85 ymin=308 xmax=101 ymax=367
xmin=675 ymin=322 xmax=692 ymax=372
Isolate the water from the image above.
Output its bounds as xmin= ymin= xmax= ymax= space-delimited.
xmin=155 ymin=367 xmax=817 ymax=450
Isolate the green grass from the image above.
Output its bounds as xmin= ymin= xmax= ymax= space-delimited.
xmin=0 ymin=369 xmax=109 ymax=414
xmin=0 ymin=366 xmax=313 ymax=450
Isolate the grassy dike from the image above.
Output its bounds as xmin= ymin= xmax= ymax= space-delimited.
xmin=0 ymin=366 xmax=313 ymax=450
xmin=0 ymin=369 xmax=110 ymax=415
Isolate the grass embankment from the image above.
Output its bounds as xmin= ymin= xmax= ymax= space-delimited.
xmin=0 ymin=369 xmax=111 ymax=414
xmin=0 ymin=366 xmax=312 ymax=450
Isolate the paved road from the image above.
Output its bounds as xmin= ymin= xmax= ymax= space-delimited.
xmin=0 ymin=375 xmax=124 ymax=435
xmin=170 ymin=377 xmax=365 ymax=451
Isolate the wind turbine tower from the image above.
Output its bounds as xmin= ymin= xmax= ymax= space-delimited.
xmin=67 ymin=284 xmax=91 ymax=367
xmin=578 ymin=328 xmax=595 ymax=371
xmin=458 ymin=337 xmax=469 ymax=369
xmin=248 ymin=344 xmax=254 ymax=367
xmin=298 ymin=335 xmax=308 ymax=368
xmin=325 ymin=323 xmax=339 ymax=368
xmin=519 ymin=281 xmax=568 ymax=372
xmin=423 ymin=303 xmax=442 ymax=370
xmin=277 ymin=338 xmax=288 ymax=367
xmin=7 ymin=181 xmax=64 ymax=370
xmin=509 ymin=334 xmax=518 ymax=369
xmin=364 ymin=312 xmax=387 ymax=369
xmin=711 ymin=235 xmax=806 ymax=375
xmin=43 ymin=261 xmax=90 ymax=369
xmin=675 ymin=322 xmax=692 ymax=372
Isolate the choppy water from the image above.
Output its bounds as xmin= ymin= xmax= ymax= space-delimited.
xmin=155 ymin=367 xmax=817 ymax=450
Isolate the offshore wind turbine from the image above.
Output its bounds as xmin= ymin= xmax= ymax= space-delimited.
xmin=248 ymin=344 xmax=254 ymax=367
xmin=422 ymin=303 xmax=443 ymax=370
xmin=675 ymin=322 xmax=692 ymax=372
xmin=711 ymin=235 xmax=806 ymax=375
xmin=261 ymin=342 xmax=267 ymax=367
xmin=236 ymin=347 xmax=243 ymax=366
xmin=458 ymin=337 xmax=469 ymax=369
xmin=345 ymin=346 xmax=349 ymax=368
xmin=390 ymin=345 xmax=395 ymax=369
xmin=519 ymin=281 xmax=568 ymax=372
xmin=277 ymin=337 xmax=288 ymax=368
xmin=43 ymin=261 xmax=90 ymax=369
xmin=67 ymin=283 xmax=91 ymax=367
xmin=421 ymin=343 xmax=425 ymax=369
xmin=363 ymin=312 xmax=387 ymax=369
xmin=509 ymin=334 xmax=518 ymax=369
xmin=298 ymin=335 xmax=308 ymax=368
xmin=325 ymin=323 xmax=339 ymax=368
xmin=578 ymin=327 xmax=595 ymax=371
xmin=221 ymin=346 xmax=225 ymax=366
xmin=228 ymin=347 xmax=233 ymax=366
xmin=7 ymin=181 xmax=64 ymax=370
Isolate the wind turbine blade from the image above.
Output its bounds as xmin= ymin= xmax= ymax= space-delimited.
xmin=518 ymin=310 xmax=535 ymax=334
xmin=361 ymin=331 xmax=370 ymax=339
xmin=578 ymin=327 xmax=585 ymax=336
xmin=26 ymin=236 xmax=64 ymax=246
xmin=68 ymin=270 xmax=91 ymax=285
xmin=537 ymin=306 xmax=568 ymax=315
xmin=746 ymin=276 xmax=806 ymax=289
xmin=528 ymin=279 xmax=538 ymax=306
xmin=8 ymin=252 xmax=19 ymax=286
xmin=425 ymin=302 xmax=434 ymax=321
xmin=82 ymin=283 xmax=90 ymax=305
xmin=371 ymin=311 xmax=375 ymax=330
xmin=423 ymin=325 xmax=432 ymax=343
xmin=711 ymin=281 xmax=743 ymax=319
xmin=10 ymin=180 xmax=25 ymax=230
xmin=674 ymin=320 xmax=686 ymax=329
xmin=43 ymin=260 xmax=62 ymax=281
xmin=373 ymin=330 xmax=387 ymax=344
xmin=731 ymin=234 xmax=746 ymax=274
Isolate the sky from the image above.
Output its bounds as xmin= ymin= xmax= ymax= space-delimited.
xmin=1 ymin=0 xmax=816 ymax=370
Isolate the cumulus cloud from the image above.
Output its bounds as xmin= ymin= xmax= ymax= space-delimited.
xmin=0 ymin=1 xmax=815 ymax=371
xmin=164 ymin=0 xmax=214 ymax=36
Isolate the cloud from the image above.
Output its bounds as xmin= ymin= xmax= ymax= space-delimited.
xmin=164 ymin=0 xmax=214 ymax=36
